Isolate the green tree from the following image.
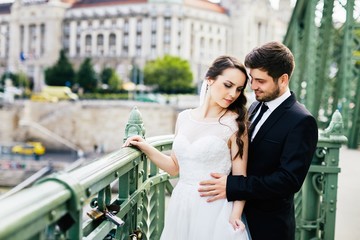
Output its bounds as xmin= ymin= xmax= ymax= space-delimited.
xmin=100 ymin=67 xmax=113 ymax=85
xmin=76 ymin=58 xmax=98 ymax=92
xmin=108 ymin=70 xmax=122 ymax=91
xmin=44 ymin=50 xmax=75 ymax=86
xmin=1 ymin=72 xmax=29 ymax=89
xmin=1 ymin=72 xmax=16 ymax=86
xmin=144 ymin=55 xmax=193 ymax=93
xmin=15 ymin=72 xmax=30 ymax=89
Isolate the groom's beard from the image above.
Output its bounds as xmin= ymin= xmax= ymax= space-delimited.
xmin=255 ymin=84 xmax=280 ymax=102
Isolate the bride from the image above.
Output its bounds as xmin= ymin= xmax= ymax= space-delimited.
xmin=123 ymin=55 xmax=250 ymax=240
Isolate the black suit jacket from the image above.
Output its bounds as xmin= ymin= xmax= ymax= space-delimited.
xmin=227 ymin=92 xmax=318 ymax=240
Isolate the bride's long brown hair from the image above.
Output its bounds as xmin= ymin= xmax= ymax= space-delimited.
xmin=205 ymin=56 xmax=249 ymax=159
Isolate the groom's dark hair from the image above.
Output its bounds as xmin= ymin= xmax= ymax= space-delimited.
xmin=245 ymin=41 xmax=295 ymax=81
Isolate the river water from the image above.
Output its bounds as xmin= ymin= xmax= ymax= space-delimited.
xmin=0 ymin=150 xmax=84 ymax=196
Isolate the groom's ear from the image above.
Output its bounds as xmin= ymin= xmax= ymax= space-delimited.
xmin=278 ymin=74 xmax=289 ymax=88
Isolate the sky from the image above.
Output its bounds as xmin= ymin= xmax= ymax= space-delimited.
xmin=0 ymin=0 xmax=281 ymax=7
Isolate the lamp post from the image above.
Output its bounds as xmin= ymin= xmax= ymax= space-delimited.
xmin=0 ymin=30 xmax=23 ymax=104
xmin=0 ymin=31 xmax=10 ymax=86
xmin=0 ymin=31 xmax=11 ymax=99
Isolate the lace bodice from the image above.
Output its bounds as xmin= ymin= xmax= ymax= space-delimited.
xmin=172 ymin=109 xmax=238 ymax=184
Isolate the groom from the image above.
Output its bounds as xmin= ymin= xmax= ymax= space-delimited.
xmin=198 ymin=41 xmax=318 ymax=240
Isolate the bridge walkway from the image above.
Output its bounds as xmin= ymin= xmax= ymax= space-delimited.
xmin=335 ymin=147 xmax=360 ymax=240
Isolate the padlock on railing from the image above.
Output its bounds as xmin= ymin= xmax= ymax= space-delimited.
xmin=129 ymin=229 xmax=143 ymax=240
xmin=87 ymin=204 xmax=124 ymax=227
xmin=104 ymin=211 xmax=125 ymax=226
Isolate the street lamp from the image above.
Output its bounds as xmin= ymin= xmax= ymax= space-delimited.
xmin=0 ymin=30 xmax=23 ymax=104
xmin=0 ymin=31 xmax=10 ymax=86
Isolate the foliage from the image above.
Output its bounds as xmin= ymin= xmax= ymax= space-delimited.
xmin=100 ymin=68 xmax=113 ymax=85
xmin=144 ymin=55 xmax=194 ymax=94
xmin=108 ymin=71 xmax=122 ymax=91
xmin=355 ymin=28 xmax=360 ymax=65
xmin=1 ymin=72 xmax=16 ymax=87
xmin=44 ymin=50 xmax=75 ymax=87
xmin=1 ymin=71 xmax=30 ymax=89
xmin=77 ymin=58 xmax=98 ymax=92
xmin=101 ymin=67 xmax=122 ymax=91
xmin=80 ymin=92 xmax=129 ymax=100
xmin=15 ymin=72 xmax=30 ymax=89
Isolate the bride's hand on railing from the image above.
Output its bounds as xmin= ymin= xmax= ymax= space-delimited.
xmin=122 ymin=135 xmax=146 ymax=149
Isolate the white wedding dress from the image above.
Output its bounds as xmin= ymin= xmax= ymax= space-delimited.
xmin=160 ymin=109 xmax=250 ymax=240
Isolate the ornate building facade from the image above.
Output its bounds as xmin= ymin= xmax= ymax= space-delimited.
xmin=0 ymin=0 xmax=292 ymax=91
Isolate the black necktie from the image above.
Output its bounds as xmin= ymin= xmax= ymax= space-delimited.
xmin=249 ymin=103 xmax=268 ymax=137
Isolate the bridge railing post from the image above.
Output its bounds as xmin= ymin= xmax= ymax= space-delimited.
xmin=120 ymin=106 xmax=169 ymax=240
xmin=297 ymin=110 xmax=347 ymax=240
xmin=124 ymin=106 xmax=146 ymax=142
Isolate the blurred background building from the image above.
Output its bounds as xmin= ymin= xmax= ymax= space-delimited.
xmin=0 ymin=0 xmax=292 ymax=92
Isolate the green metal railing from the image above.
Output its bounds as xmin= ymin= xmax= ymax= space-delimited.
xmin=0 ymin=107 xmax=347 ymax=240
xmin=0 ymin=107 xmax=174 ymax=240
xmin=295 ymin=110 xmax=347 ymax=240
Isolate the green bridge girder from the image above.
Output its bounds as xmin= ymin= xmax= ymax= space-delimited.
xmin=284 ymin=0 xmax=360 ymax=149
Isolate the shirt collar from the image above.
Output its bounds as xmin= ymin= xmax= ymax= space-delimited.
xmin=265 ymin=89 xmax=291 ymax=112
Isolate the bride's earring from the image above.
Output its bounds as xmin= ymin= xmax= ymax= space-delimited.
xmin=206 ymin=80 xmax=212 ymax=91
xmin=206 ymin=79 xmax=213 ymax=97
xmin=207 ymin=84 xmax=211 ymax=98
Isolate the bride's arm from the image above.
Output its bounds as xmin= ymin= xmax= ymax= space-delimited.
xmin=123 ymin=135 xmax=179 ymax=176
xmin=229 ymin=132 xmax=248 ymax=230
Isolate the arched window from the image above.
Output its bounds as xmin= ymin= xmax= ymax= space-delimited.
xmin=29 ymin=24 xmax=36 ymax=56
xmin=200 ymin=37 xmax=205 ymax=57
xmin=85 ymin=34 xmax=92 ymax=55
xmin=40 ymin=24 xmax=45 ymax=55
xmin=109 ymin=33 xmax=116 ymax=56
xmin=97 ymin=34 xmax=104 ymax=55
xmin=217 ymin=39 xmax=222 ymax=52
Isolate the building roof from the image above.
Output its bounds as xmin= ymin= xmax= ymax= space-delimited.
xmin=71 ymin=0 xmax=227 ymax=14
xmin=184 ymin=0 xmax=226 ymax=14
xmin=0 ymin=0 xmax=77 ymax=13
xmin=0 ymin=0 xmax=227 ymax=14
xmin=72 ymin=0 xmax=147 ymax=9
xmin=62 ymin=0 xmax=78 ymax=4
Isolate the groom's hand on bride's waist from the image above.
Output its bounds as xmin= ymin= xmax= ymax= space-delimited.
xmin=198 ymin=173 xmax=227 ymax=202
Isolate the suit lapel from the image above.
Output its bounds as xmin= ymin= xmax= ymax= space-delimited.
xmin=248 ymin=101 xmax=262 ymax=121
xmin=252 ymin=93 xmax=297 ymax=144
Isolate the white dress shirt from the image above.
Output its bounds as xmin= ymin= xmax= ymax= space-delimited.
xmin=251 ymin=89 xmax=291 ymax=141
